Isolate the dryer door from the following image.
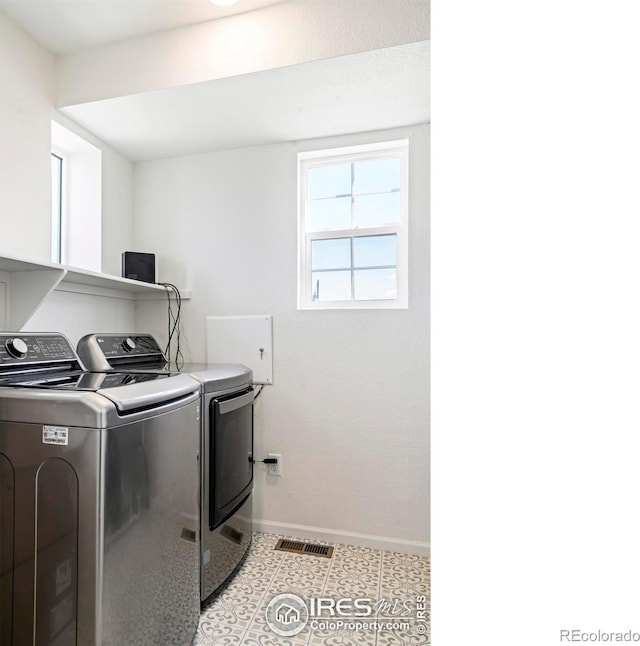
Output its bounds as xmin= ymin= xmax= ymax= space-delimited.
xmin=209 ymin=387 xmax=254 ymax=530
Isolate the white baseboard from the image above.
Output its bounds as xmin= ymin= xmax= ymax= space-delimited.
xmin=253 ymin=519 xmax=430 ymax=557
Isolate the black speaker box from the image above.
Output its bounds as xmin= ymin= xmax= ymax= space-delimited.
xmin=122 ymin=252 xmax=156 ymax=283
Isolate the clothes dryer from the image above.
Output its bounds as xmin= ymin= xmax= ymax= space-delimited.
xmin=77 ymin=333 xmax=254 ymax=604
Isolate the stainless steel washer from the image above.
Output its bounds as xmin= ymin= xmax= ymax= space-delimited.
xmin=0 ymin=333 xmax=201 ymax=645
xmin=76 ymin=333 xmax=254 ymax=604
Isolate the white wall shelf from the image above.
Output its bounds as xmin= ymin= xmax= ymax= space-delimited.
xmin=0 ymin=252 xmax=187 ymax=330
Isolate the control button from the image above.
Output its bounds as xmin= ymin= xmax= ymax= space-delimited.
xmin=5 ymin=338 xmax=28 ymax=359
xmin=122 ymin=337 xmax=136 ymax=352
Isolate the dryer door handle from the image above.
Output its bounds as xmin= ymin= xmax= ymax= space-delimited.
xmin=216 ymin=388 xmax=255 ymax=414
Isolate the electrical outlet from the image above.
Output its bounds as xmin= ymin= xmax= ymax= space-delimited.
xmin=267 ymin=453 xmax=282 ymax=477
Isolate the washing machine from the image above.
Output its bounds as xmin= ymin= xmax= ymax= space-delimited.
xmin=76 ymin=333 xmax=254 ymax=604
xmin=0 ymin=333 xmax=201 ymax=645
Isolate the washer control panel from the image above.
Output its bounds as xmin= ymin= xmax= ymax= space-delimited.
xmin=0 ymin=334 xmax=78 ymax=366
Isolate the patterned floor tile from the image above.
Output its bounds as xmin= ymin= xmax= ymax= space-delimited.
xmin=241 ymin=630 xmax=309 ymax=646
xmin=192 ymin=622 xmax=247 ymax=644
xmin=323 ymin=563 xmax=380 ymax=596
xmin=194 ymin=533 xmax=430 ymax=646
xmin=328 ymin=558 xmax=381 ymax=576
xmin=322 ymin=576 xmax=378 ymax=600
xmin=251 ymin=532 xmax=282 ymax=546
xmin=225 ymin=560 xmax=281 ymax=597
xmin=379 ymin=553 xmax=430 ymax=605
xmin=268 ymin=573 xmax=326 ymax=600
xmin=378 ymin=584 xmax=429 ymax=607
xmin=331 ymin=544 xmax=383 ymax=566
xmin=279 ymin=553 xmax=332 ymax=576
xmin=375 ymin=624 xmax=430 ymax=646
xmin=379 ymin=579 xmax=429 ymax=604
xmin=307 ymin=622 xmax=378 ymax=646
xmin=199 ymin=588 xmax=262 ymax=630
xmin=249 ymin=540 xmax=283 ymax=558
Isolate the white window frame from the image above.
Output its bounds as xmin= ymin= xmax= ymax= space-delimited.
xmin=297 ymin=139 xmax=409 ymax=310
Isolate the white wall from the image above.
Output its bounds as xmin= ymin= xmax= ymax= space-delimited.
xmin=101 ymin=142 xmax=134 ymax=277
xmin=22 ymin=288 xmax=135 ymax=346
xmin=0 ymin=9 xmax=136 ymax=274
xmin=134 ymin=124 xmax=430 ymax=553
xmin=0 ymin=11 xmax=55 ymax=261
xmin=0 ymin=10 xmax=137 ymax=334
xmin=64 ymin=150 xmax=102 ymax=272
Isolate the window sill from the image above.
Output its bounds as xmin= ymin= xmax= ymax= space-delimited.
xmin=297 ymin=299 xmax=408 ymax=311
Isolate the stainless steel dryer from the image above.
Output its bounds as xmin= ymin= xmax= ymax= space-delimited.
xmin=0 ymin=333 xmax=201 ymax=645
xmin=76 ymin=333 xmax=254 ymax=604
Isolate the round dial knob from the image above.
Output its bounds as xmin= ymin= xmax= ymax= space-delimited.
xmin=122 ymin=337 xmax=136 ymax=352
xmin=5 ymin=337 xmax=28 ymax=359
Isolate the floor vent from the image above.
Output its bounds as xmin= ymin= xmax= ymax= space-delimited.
xmin=274 ymin=539 xmax=334 ymax=558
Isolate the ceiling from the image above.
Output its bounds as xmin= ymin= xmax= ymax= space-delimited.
xmin=0 ymin=0 xmax=286 ymax=54
xmin=61 ymin=41 xmax=429 ymax=161
xmin=1 ymin=0 xmax=429 ymax=161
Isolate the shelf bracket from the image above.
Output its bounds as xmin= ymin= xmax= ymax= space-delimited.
xmin=8 ymin=268 xmax=67 ymax=330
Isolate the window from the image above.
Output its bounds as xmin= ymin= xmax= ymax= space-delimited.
xmin=298 ymin=140 xmax=408 ymax=309
xmin=51 ymin=120 xmax=102 ymax=271
xmin=51 ymin=153 xmax=63 ymax=263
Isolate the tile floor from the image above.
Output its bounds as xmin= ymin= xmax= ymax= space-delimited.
xmin=194 ymin=533 xmax=430 ymax=645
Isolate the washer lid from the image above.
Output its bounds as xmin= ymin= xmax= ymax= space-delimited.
xmin=98 ymin=373 xmax=199 ymax=412
xmin=0 ymin=370 xmax=170 ymax=391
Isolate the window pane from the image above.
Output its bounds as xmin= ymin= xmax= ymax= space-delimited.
xmin=353 ymin=193 xmax=400 ymax=227
xmin=353 ymin=157 xmax=400 ymax=194
xmin=353 ymin=235 xmax=396 ymax=268
xmin=308 ymin=164 xmax=351 ymax=198
xmin=51 ymin=154 xmax=62 ymax=264
xmin=354 ymin=269 xmax=397 ymax=300
xmin=311 ymin=238 xmax=351 ymax=270
xmin=309 ymin=196 xmax=351 ymax=230
xmin=312 ymin=271 xmax=352 ymax=301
